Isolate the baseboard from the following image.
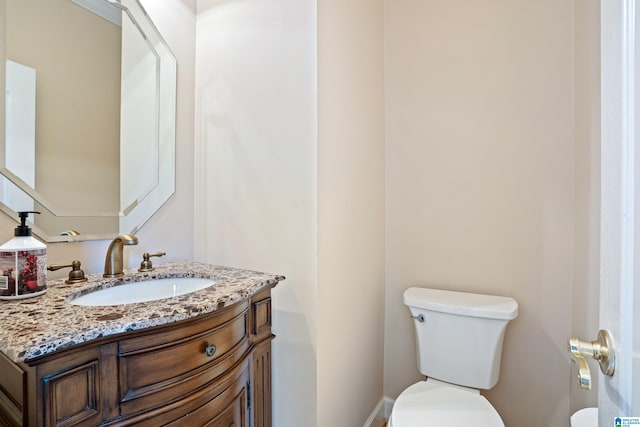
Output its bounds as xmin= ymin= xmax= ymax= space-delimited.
xmin=363 ymin=396 xmax=395 ymax=427
xmin=383 ymin=397 xmax=394 ymax=417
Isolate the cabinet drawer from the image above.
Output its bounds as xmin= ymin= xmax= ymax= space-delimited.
xmin=164 ymin=361 xmax=250 ymax=427
xmin=116 ymin=358 xmax=252 ymax=427
xmin=251 ymin=288 xmax=273 ymax=343
xmin=118 ymin=304 xmax=250 ymax=415
xmin=253 ymin=298 xmax=271 ymax=336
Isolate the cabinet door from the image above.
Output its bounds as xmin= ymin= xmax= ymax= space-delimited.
xmin=0 ymin=352 xmax=26 ymax=427
xmin=36 ymin=343 xmax=118 ymax=427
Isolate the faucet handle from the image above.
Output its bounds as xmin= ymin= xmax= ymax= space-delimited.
xmin=48 ymin=260 xmax=88 ymax=284
xmin=139 ymin=252 xmax=166 ymax=272
xmin=568 ymin=329 xmax=616 ymax=390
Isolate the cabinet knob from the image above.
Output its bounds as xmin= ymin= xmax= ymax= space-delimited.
xmin=204 ymin=344 xmax=217 ymax=357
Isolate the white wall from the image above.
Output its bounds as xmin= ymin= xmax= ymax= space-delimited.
xmin=194 ymin=1 xmax=386 ymax=425
xmin=384 ymin=1 xmax=577 ymax=426
xmin=0 ymin=0 xmax=196 ymax=277
xmin=193 ymin=1 xmax=318 ymax=425
xmin=317 ymin=0 xmax=385 ymax=425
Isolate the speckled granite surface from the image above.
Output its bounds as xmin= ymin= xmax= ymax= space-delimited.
xmin=0 ymin=261 xmax=284 ymax=363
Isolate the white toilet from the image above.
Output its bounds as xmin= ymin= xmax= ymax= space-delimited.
xmin=570 ymin=408 xmax=598 ymax=427
xmin=388 ymin=287 xmax=519 ymax=427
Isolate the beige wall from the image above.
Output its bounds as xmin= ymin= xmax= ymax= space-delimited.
xmin=195 ymin=1 xmax=596 ymax=425
xmin=384 ymin=1 xmax=579 ymax=426
xmin=0 ymin=0 xmax=195 ymax=277
xmin=317 ymin=0 xmax=385 ymax=425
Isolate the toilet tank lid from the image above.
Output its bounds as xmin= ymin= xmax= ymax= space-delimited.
xmin=404 ymin=287 xmax=519 ymax=320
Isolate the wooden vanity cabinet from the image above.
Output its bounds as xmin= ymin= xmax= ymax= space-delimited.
xmin=0 ymin=287 xmax=275 ymax=427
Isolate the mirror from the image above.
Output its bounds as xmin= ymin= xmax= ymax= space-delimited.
xmin=0 ymin=0 xmax=176 ymax=242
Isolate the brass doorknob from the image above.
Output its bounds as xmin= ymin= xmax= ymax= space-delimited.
xmin=568 ymin=329 xmax=615 ymax=390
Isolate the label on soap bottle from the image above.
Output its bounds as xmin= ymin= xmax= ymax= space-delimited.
xmin=0 ymin=249 xmax=46 ymax=298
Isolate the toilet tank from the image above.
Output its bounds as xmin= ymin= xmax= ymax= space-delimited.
xmin=404 ymin=287 xmax=518 ymax=390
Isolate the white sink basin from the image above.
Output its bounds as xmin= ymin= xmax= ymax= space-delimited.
xmin=68 ymin=277 xmax=217 ymax=306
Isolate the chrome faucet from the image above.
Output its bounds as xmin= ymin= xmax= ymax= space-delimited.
xmin=103 ymin=233 xmax=138 ymax=278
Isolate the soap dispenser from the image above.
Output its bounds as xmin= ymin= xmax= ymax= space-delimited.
xmin=0 ymin=211 xmax=47 ymax=300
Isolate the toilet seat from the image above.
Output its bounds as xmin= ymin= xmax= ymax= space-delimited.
xmin=388 ymin=379 xmax=505 ymax=427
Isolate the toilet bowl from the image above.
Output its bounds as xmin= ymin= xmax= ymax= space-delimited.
xmin=389 ymin=287 xmax=518 ymax=426
xmin=570 ymin=408 xmax=597 ymax=427
xmin=388 ymin=379 xmax=504 ymax=427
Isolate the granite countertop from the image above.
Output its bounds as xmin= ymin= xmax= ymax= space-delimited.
xmin=0 ymin=261 xmax=284 ymax=363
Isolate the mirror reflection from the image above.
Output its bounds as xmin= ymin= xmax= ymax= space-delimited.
xmin=0 ymin=0 xmax=176 ymax=242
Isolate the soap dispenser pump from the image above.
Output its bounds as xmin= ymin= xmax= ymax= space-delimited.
xmin=0 ymin=211 xmax=47 ymax=300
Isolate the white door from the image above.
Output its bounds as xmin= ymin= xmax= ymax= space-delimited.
xmin=3 ymin=60 xmax=35 ymax=212
xmin=599 ymin=0 xmax=640 ymax=424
